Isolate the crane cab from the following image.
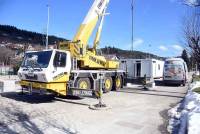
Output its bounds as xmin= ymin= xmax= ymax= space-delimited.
xmin=18 ymin=49 xmax=71 ymax=83
xmin=18 ymin=49 xmax=71 ymax=95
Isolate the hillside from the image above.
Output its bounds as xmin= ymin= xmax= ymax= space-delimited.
xmin=0 ymin=24 xmax=163 ymax=60
xmin=101 ymin=47 xmax=164 ymax=60
xmin=0 ymin=25 xmax=66 ymax=45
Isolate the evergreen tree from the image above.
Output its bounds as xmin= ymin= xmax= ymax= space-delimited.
xmin=181 ymin=49 xmax=189 ymax=69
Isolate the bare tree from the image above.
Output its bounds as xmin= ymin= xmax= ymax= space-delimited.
xmin=184 ymin=0 xmax=200 ymax=7
xmin=182 ymin=9 xmax=200 ymax=71
xmin=0 ymin=47 xmax=15 ymax=66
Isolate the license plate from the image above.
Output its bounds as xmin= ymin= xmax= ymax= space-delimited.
xmin=28 ymin=73 xmax=34 ymax=77
xmin=72 ymin=90 xmax=93 ymax=97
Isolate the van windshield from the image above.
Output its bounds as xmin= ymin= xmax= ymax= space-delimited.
xmin=165 ymin=60 xmax=182 ymax=65
xmin=22 ymin=51 xmax=52 ymax=68
xmin=164 ymin=60 xmax=184 ymax=73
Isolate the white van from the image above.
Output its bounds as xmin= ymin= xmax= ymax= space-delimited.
xmin=163 ymin=58 xmax=188 ymax=86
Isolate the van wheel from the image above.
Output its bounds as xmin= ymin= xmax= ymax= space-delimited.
xmin=183 ymin=81 xmax=186 ymax=86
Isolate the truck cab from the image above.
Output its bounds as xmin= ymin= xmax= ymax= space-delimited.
xmin=18 ymin=50 xmax=71 ymax=95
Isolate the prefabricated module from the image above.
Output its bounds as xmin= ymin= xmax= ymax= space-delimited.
xmin=18 ymin=0 xmax=125 ymax=97
xmin=120 ymin=59 xmax=164 ymax=80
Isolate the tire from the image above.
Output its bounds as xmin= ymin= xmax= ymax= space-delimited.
xmin=113 ymin=75 xmax=122 ymax=91
xmin=183 ymin=81 xmax=186 ymax=86
xmin=76 ymin=78 xmax=91 ymax=90
xmin=103 ymin=77 xmax=113 ymax=93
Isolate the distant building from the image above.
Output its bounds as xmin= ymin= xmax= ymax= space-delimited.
xmin=104 ymin=54 xmax=119 ymax=60
xmin=0 ymin=65 xmax=14 ymax=75
xmin=0 ymin=44 xmax=5 ymax=47
xmin=48 ymin=44 xmax=57 ymax=49
xmin=120 ymin=59 xmax=164 ymax=79
xmin=27 ymin=44 xmax=34 ymax=51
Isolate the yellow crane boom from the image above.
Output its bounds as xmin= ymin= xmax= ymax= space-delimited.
xmin=59 ymin=0 xmax=110 ymax=58
xmin=59 ymin=0 xmax=118 ymax=69
xmin=93 ymin=5 xmax=108 ymax=54
xmin=73 ymin=0 xmax=109 ymax=45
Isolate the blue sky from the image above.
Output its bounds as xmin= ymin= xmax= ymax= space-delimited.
xmin=0 ymin=0 xmax=193 ymax=57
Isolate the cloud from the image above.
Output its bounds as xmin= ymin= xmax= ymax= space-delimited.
xmin=133 ymin=38 xmax=144 ymax=48
xmin=171 ymin=45 xmax=183 ymax=51
xmin=159 ymin=45 xmax=168 ymax=51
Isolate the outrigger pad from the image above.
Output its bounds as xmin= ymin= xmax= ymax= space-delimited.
xmin=89 ymin=103 xmax=111 ymax=110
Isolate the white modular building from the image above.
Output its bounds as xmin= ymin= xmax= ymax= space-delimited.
xmin=120 ymin=59 xmax=164 ymax=79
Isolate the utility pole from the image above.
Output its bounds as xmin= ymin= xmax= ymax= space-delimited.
xmin=131 ymin=0 xmax=135 ymax=52
xmin=46 ymin=5 xmax=50 ymax=50
xmin=149 ymin=44 xmax=151 ymax=59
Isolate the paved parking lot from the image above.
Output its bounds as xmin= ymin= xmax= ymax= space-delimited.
xmin=0 ymin=83 xmax=188 ymax=134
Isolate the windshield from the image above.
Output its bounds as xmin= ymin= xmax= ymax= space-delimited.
xmin=164 ymin=60 xmax=184 ymax=73
xmin=22 ymin=51 xmax=52 ymax=68
xmin=165 ymin=60 xmax=183 ymax=65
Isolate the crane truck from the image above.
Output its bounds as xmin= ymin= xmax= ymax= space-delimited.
xmin=18 ymin=0 xmax=125 ymax=97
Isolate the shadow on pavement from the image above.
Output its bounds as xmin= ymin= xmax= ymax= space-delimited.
xmin=147 ymin=89 xmax=186 ymax=95
xmin=122 ymin=87 xmax=186 ymax=95
xmin=155 ymin=80 xmax=182 ymax=87
xmin=55 ymin=98 xmax=90 ymax=107
xmin=158 ymin=108 xmax=170 ymax=134
xmin=0 ymin=92 xmax=56 ymax=104
xmin=0 ymin=92 xmax=85 ymax=104
xmin=158 ymin=100 xmax=184 ymax=134
xmin=0 ymin=101 xmax=77 ymax=134
xmin=117 ymin=89 xmax=184 ymax=98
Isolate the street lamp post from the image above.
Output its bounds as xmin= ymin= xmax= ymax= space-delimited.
xmin=46 ymin=5 xmax=50 ymax=50
xmin=131 ymin=0 xmax=135 ymax=52
xmin=149 ymin=44 xmax=151 ymax=59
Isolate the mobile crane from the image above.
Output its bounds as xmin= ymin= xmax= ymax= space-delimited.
xmin=18 ymin=0 xmax=125 ymax=97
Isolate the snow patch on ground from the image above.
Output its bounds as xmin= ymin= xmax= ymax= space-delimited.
xmin=0 ymin=75 xmax=21 ymax=93
xmin=126 ymin=82 xmax=156 ymax=89
xmin=167 ymin=80 xmax=200 ymax=134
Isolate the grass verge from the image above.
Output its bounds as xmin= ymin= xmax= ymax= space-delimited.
xmin=192 ymin=75 xmax=200 ymax=83
xmin=193 ymin=87 xmax=200 ymax=94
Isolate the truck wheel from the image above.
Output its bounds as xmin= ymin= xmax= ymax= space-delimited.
xmin=114 ymin=76 xmax=122 ymax=91
xmin=104 ymin=77 xmax=113 ymax=93
xmin=76 ymin=78 xmax=91 ymax=90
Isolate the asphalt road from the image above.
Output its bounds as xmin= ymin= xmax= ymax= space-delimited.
xmin=0 ymin=82 xmax=188 ymax=134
